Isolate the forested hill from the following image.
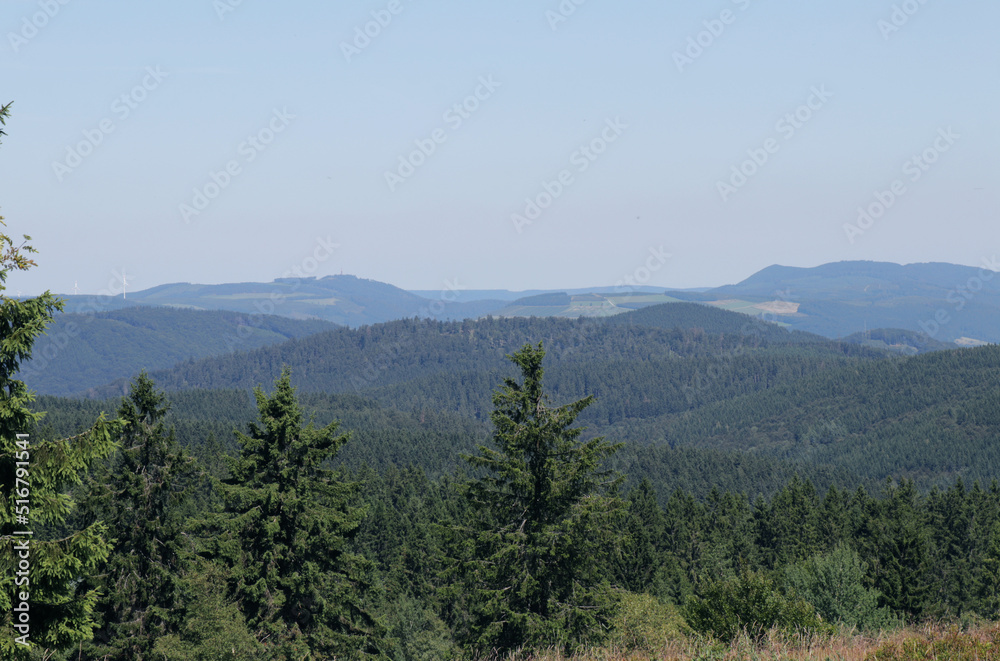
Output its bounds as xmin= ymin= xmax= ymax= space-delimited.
xmin=80 ymin=304 xmax=873 ymax=400
xmin=604 ymin=344 xmax=1000 ymax=489
xmin=61 ymin=274 xmax=507 ymax=326
xmin=699 ymin=260 xmax=1000 ymax=343
xmin=51 ymin=302 xmax=1000 ymax=494
xmin=21 ymin=306 xmax=336 ymax=396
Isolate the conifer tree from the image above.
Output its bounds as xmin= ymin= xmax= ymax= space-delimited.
xmin=0 ymin=103 xmax=123 ymax=659
xmin=202 ymin=368 xmax=380 ymax=659
xmin=462 ymin=342 xmax=622 ymax=656
xmin=81 ymin=372 xmax=195 ymax=659
xmin=616 ymin=479 xmax=667 ymax=594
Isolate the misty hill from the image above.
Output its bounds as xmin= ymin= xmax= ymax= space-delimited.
xmin=693 ymin=260 xmax=1000 ymax=343
xmin=708 ymin=262 xmax=1000 ymax=342
xmin=488 ymin=291 xmax=682 ymax=318
xmin=40 ymin=302 xmax=1000 ymax=493
xmin=414 ymin=260 xmax=1000 ymax=345
xmin=406 ymin=284 xmax=671 ymax=303
xmin=839 ymin=328 xmax=956 ymax=355
xmin=21 ymin=307 xmax=336 ymax=396
xmin=54 ymin=260 xmax=1000 ymax=345
xmin=712 ymin=261 xmax=986 ymax=300
xmin=61 ymin=274 xmax=507 ymax=327
xmin=80 ymin=304 xmax=861 ymax=400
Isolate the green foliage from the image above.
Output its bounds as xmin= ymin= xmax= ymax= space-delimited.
xmin=462 ymin=342 xmax=623 ymax=656
xmin=79 ymin=372 xmax=198 ymax=659
xmin=980 ymin=520 xmax=1000 ymax=619
xmin=0 ymin=133 xmax=123 ymax=658
xmin=858 ymin=480 xmax=930 ymax=619
xmin=684 ymin=570 xmax=827 ymax=643
xmin=783 ymin=543 xmax=893 ymax=630
xmin=378 ymin=594 xmax=459 ymax=661
xmin=150 ymin=561 xmax=264 ymax=661
xmin=0 ymin=101 xmax=10 ymax=144
xmin=200 ymin=368 xmax=381 ymax=658
xmin=61 ymin=306 xmax=1000 ymax=493
xmin=606 ymin=592 xmax=691 ymax=653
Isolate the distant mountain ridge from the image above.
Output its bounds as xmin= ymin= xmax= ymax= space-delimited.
xmin=699 ymin=260 xmax=1000 ymax=342
xmin=49 ymin=259 xmax=1000 ymax=344
xmin=60 ymin=275 xmax=507 ymax=327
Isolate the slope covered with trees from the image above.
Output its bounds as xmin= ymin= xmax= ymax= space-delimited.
xmin=21 ymin=306 xmax=336 ymax=397
xmin=21 ymin=351 xmax=1000 ymax=659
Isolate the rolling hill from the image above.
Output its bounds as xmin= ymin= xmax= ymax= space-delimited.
xmin=34 ymin=301 xmax=1000 ymax=495
xmin=21 ymin=306 xmax=336 ymax=396
xmin=691 ymin=260 xmax=1000 ymax=343
xmin=59 ymin=274 xmax=507 ymax=327
xmin=49 ymin=260 xmax=1000 ymax=346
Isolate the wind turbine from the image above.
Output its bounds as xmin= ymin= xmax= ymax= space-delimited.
xmin=73 ymin=280 xmax=80 ymax=296
xmin=122 ymin=269 xmax=128 ymax=300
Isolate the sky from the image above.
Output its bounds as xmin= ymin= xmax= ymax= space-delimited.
xmin=1 ymin=0 xmax=997 ymax=296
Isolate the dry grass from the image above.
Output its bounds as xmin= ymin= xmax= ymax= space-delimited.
xmin=494 ymin=622 xmax=1000 ymax=661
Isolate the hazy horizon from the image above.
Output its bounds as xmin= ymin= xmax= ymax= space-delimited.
xmin=21 ymin=256 xmax=996 ymax=300
xmin=2 ymin=0 xmax=996 ymax=296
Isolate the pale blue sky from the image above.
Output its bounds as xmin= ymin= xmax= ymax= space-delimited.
xmin=1 ymin=0 xmax=997 ymax=295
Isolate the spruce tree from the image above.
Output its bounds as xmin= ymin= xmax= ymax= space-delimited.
xmin=202 ymin=368 xmax=379 ymax=659
xmin=81 ymin=372 xmax=195 ymax=659
xmin=462 ymin=342 xmax=622 ymax=656
xmin=0 ymin=107 xmax=122 ymax=657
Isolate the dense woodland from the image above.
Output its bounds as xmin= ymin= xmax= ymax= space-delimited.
xmin=3 ymin=295 xmax=998 ymax=658
xmin=13 ymin=353 xmax=1000 ymax=659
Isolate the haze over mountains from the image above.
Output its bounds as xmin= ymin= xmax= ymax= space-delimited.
xmin=55 ymin=259 xmax=1000 ymax=340
xmin=23 ymin=259 xmax=997 ymax=397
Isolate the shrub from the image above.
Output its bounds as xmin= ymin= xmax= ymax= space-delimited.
xmin=783 ymin=543 xmax=894 ymax=631
xmin=607 ymin=592 xmax=692 ymax=652
xmin=684 ymin=570 xmax=826 ymax=643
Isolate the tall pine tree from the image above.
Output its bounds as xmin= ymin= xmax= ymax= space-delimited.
xmin=80 ymin=372 xmax=196 ymax=659
xmin=462 ymin=342 xmax=622 ymax=656
xmin=201 ymin=368 xmax=380 ymax=659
